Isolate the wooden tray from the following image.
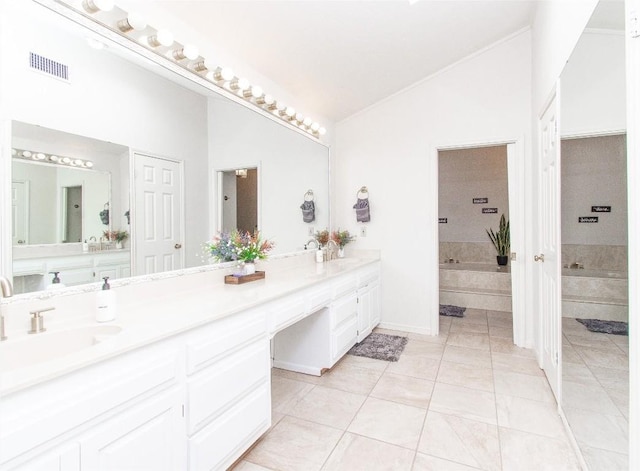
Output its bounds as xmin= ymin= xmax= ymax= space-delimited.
xmin=224 ymin=271 xmax=266 ymax=284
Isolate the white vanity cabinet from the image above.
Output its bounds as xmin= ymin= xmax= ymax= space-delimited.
xmin=185 ymin=308 xmax=271 ymax=471
xmin=272 ymin=263 xmax=380 ymax=375
xmin=357 ymin=267 xmax=381 ymax=342
xmin=0 ymin=340 xmax=185 ymax=471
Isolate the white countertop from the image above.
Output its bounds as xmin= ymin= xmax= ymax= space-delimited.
xmin=0 ymin=255 xmax=379 ymax=396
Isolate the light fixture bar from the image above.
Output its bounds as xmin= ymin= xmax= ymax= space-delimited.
xmin=60 ymin=0 xmax=327 ymax=139
xmin=12 ymin=148 xmax=94 ymax=168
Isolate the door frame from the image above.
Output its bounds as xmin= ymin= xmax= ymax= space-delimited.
xmin=130 ymin=150 xmax=185 ymax=276
xmin=433 ymin=137 xmax=527 ymax=346
xmin=213 ymin=162 xmax=262 ymax=236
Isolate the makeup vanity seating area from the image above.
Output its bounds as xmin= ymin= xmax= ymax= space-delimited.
xmin=0 ymin=252 xmax=380 ymax=471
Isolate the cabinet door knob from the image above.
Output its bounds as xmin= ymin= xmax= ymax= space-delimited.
xmin=174 ymin=243 xmax=182 ymax=249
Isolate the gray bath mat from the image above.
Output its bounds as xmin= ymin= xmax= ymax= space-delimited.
xmin=576 ymin=318 xmax=628 ymax=336
xmin=348 ymin=333 xmax=408 ymax=362
xmin=440 ymin=304 xmax=466 ymax=317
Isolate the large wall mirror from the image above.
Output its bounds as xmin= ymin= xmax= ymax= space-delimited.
xmin=559 ymin=0 xmax=628 ymax=468
xmin=0 ymin=1 xmax=330 ymax=294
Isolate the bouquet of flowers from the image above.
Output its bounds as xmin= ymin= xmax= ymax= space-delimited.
xmin=103 ymin=229 xmax=128 ymax=243
xmin=331 ymin=229 xmax=354 ymax=248
xmin=205 ymin=230 xmax=274 ymax=263
xmin=315 ymin=229 xmax=330 ymax=247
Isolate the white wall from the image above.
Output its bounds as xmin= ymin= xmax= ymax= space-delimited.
xmin=562 ymin=31 xmax=626 ymax=135
xmin=561 ymin=135 xmax=627 ymax=245
xmin=208 ymin=97 xmax=330 ymax=255
xmin=0 ymin=1 xmax=209 ymax=269
xmin=439 ymin=146 xmax=509 ymax=243
xmin=334 ymin=31 xmax=531 ymax=334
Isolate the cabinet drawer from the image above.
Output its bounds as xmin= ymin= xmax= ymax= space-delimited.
xmin=187 ymin=340 xmax=269 ymax=435
xmin=188 ymin=383 xmax=270 ymax=471
xmin=186 ymin=309 xmax=267 ymax=375
xmin=333 ymin=277 xmax=357 ymax=299
xmin=307 ymin=285 xmax=333 ymax=312
xmin=332 ymin=316 xmax=358 ymax=362
xmin=331 ymin=294 xmax=358 ymax=328
xmin=270 ymin=297 xmax=306 ymax=334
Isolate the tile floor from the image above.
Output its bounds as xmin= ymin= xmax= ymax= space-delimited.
xmin=231 ymin=309 xmax=585 ymax=471
xmin=562 ymin=317 xmax=629 ymax=471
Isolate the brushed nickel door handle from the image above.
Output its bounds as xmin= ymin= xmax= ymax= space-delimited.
xmin=534 ymin=254 xmax=545 ymax=262
xmin=174 ymin=243 xmax=182 ymax=249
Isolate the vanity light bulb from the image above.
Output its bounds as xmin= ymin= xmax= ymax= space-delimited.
xmin=35 ymin=153 xmax=46 ymax=160
xmin=295 ymin=113 xmax=304 ymax=123
xmin=118 ymin=12 xmax=147 ymax=32
xmin=310 ymin=122 xmax=320 ymax=132
xmin=285 ymin=107 xmax=296 ymax=119
xmin=50 ymin=155 xmax=59 ymax=162
xmin=183 ymin=44 xmax=199 ymax=60
xmin=148 ymin=29 xmax=174 ymax=48
xmin=85 ymin=161 xmax=94 ymax=168
xmin=73 ymin=159 xmax=84 ymax=166
xmin=263 ymin=94 xmax=275 ymax=106
xmin=128 ymin=12 xmax=147 ymax=31
xmin=21 ymin=150 xmax=32 ymax=158
xmin=61 ymin=157 xmax=71 ymax=164
xmin=220 ymin=67 xmax=234 ymax=81
xmin=303 ymin=117 xmax=312 ymax=127
xmin=237 ymin=78 xmax=250 ymax=91
xmin=82 ymin=0 xmax=114 ymax=14
xmin=318 ymin=127 xmax=327 ymax=136
xmin=251 ymin=86 xmax=263 ymax=99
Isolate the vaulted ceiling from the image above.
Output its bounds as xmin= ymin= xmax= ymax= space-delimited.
xmin=149 ymin=1 xmax=538 ymax=122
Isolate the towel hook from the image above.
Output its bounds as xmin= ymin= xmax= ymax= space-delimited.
xmin=356 ymin=186 xmax=369 ymax=199
xmin=304 ymin=189 xmax=314 ymax=201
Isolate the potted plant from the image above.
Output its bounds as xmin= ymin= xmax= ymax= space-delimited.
xmin=205 ymin=230 xmax=274 ymax=275
xmin=331 ymin=229 xmax=354 ymax=258
xmin=486 ymin=214 xmax=510 ymax=266
xmin=103 ymin=229 xmax=128 ymax=249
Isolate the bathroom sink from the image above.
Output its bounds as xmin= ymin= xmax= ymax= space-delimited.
xmin=0 ymin=324 xmax=122 ymax=372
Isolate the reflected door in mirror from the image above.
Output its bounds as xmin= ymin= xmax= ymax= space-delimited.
xmin=133 ymin=153 xmax=184 ymax=275
xmin=11 ymin=180 xmax=28 ymax=245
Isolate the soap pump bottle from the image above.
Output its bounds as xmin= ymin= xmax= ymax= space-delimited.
xmin=47 ymin=271 xmax=65 ymax=290
xmin=96 ymin=276 xmax=117 ymax=322
xmin=315 ymin=246 xmax=324 ymax=263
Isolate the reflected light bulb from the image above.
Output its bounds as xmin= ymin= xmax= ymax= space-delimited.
xmin=22 ymin=151 xmax=32 ymax=158
xmin=319 ymin=127 xmax=327 ymax=136
xmin=237 ymin=78 xmax=250 ymax=91
xmin=85 ymin=161 xmax=94 ymax=168
xmin=310 ymin=122 xmax=320 ymax=132
xmin=303 ymin=117 xmax=312 ymax=127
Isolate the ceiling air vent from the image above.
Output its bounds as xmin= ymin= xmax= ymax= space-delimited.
xmin=29 ymin=52 xmax=69 ymax=82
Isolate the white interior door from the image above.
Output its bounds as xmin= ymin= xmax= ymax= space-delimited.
xmin=538 ymin=87 xmax=562 ymax=403
xmin=11 ymin=180 xmax=28 ymax=245
xmin=133 ymin=153 xmax=184 ymax=276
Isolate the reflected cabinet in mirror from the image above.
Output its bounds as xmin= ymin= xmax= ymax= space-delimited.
xmin=0 ymin=1 xmax=330 ymax=294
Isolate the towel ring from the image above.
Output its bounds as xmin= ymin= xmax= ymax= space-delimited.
xmin=304 ymin=189 xmax=314 ymax=201
xmin=356 ymin=186 xmax=369 ymax=199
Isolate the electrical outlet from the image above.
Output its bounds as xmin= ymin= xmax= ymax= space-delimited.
xmin=360 ymin=226 xmax=367 ymax=237
xmin=308 ymin=226 xmax=315 ymax=236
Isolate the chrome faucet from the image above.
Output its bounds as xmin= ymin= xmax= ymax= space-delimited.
xmin=1 ymin=276 xmax=14 ymax=341
xmin=304 ymin=238 xmax=319 ymax=250
xmin=28 ymin=307 xmax=55 ymax=335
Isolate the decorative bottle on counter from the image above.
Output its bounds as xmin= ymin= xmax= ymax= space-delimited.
xmin=96 ymin=276 xmax=117 ymax=322
xmin=316 ymin=247 xmax=324 ymax=263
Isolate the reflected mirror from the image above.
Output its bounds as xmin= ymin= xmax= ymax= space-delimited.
xmin=1 ymin=1 xmax=330 ymax=294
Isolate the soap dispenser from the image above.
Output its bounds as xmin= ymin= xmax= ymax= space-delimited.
xmin=47 ymin=271 xmax=65 ymax=290
xmin=315 ymin=247 xmax=324 ymax=263
xmin=96 ymin=276 xmax=117 ymax=322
